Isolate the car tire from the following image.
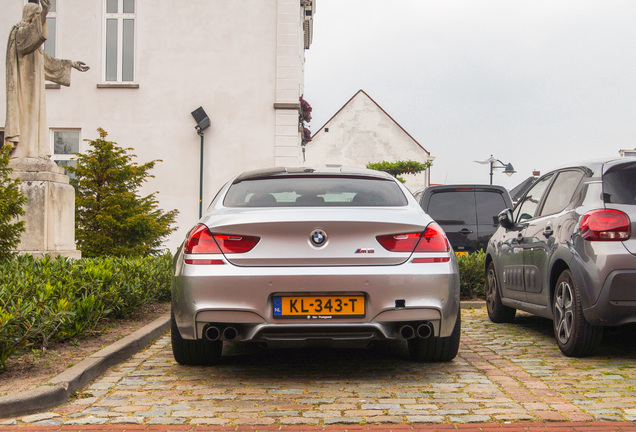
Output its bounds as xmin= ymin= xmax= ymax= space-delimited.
xmin=553 ymin=269 xmax=602 ymax=358
xmin=485 ymin=262 xmax=516 ymax=323
xmin=408 ymin=308 xmax=460 ymax=362
xmin=171 ymin=311 xmax=222 ymax=365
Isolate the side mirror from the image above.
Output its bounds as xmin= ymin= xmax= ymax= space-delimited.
xmin=498 ymin=208 xmax=514 ymax=229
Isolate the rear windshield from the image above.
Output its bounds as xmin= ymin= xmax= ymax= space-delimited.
xmin=476 ymin=191 xmax=509 ymax=226
xmin=223 ymin=176 xmax=408 ymax=207
xmin=603 ymin=164 xmax=636 ymax=205
xmin=427 ymin=191 xmax=476 ymax=225
xmin=426 ymin=190 xmax=508 ymax=226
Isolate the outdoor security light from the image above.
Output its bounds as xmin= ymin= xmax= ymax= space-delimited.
xmin=191 ymin=107 xmax=211 ymax=134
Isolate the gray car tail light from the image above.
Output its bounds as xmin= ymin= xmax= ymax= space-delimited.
xmin=579 ymin=209 xmax=631 ymax=241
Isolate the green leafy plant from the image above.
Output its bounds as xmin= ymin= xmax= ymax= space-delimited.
xmin=0 ymin=146 xmax=27 ymax=260
xmin=0 ymin=253 xmax=172 ymax=371
xmin=366 ymin=160 xmax=432 ymax=183
xmin=456 ymin=250 xmax=486 ymax=299
xmin=67 ymin=128 xmax=178 ymax=257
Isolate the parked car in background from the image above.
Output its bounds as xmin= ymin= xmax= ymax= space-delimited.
xmin=415 ymin=185 xmax=513 ymax=254
xmin=172 ymin=166 xmax=461 ymax=365
xmin=485 ymin=157 xmax=636 ymax=357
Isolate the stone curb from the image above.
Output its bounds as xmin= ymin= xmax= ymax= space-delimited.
xmin=460 ymin=300 xmax=485 ymax=309
xmin=0 ymin=315 xmax=170 ymax=419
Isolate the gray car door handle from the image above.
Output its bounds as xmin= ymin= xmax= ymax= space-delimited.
xmin=459 ymin=228 xmax=473 ymax=235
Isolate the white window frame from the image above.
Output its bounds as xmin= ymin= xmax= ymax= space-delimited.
xmin=22 ymin=0 xmax=56 ymax=57
xmin=50 ymin=128 xmax=81 ymax=176
xmin=43 ymin=0 xmax=57 ymax=58
xmin=102 ymin=0 xmax=137 ymax=83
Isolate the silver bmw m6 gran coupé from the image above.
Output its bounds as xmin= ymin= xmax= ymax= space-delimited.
xmin=171 ymin=166 xmax=460 ymax=365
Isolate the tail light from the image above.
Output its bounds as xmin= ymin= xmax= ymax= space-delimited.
xmin=416 ymin=222 xmax=451 ymax=253
xmin=376 ymin=232 xmax=421 ymax=253
xmin=184 ymin=224 xmax=260 ymax=264
xmin=579 ymin=209 xmax=631 ymax=241
xmin=376 ymin=222 xmax=450 ymax=257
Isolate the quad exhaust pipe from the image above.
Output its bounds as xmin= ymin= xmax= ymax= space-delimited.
xmin=204 ymin=324 xmax=239 ymax=341
xmin=399 ymin=322 xmax=434 ymax=340
xmin=416 ymin=322 xmax=434 ymax=339
xmin=204 ymin=325 xmax=221 ymax=341
xmin=399 ymin=325 xmax=415 ymax=339
xmin=223 ymin=326 xmax=238 ymax=341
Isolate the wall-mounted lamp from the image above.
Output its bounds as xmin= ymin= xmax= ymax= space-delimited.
xmin=191 ymin=107 xmax=210 ymax=218
xmin=191 ymin=106 xmax=211 ymax=135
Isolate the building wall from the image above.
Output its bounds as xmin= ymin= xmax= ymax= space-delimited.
xmin=1 ymin=0 xmax=311 ymax=251
xmin=303 ymin=91 xmax=433 ymax=192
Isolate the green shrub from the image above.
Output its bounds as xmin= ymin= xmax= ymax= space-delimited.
xmin=0 ymin=253 xmax=172 ymax=371
xmin=0 ymin=146 xmax=27 ymax=261
xmin=457 ymin=250 xmax=486 ymax=299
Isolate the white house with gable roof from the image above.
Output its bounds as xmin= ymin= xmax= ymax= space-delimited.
xmin=303 ymin=90 xmax=434 ymax=192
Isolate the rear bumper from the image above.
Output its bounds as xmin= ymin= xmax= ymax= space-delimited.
xmin=584 ymin=269 xmax=636 ymax=326
xmin=173 ymin=261 xmax=460 ymax=341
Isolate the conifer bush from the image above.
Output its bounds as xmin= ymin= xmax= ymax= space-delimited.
xmin=0 ymin=146 xmax=27 ymax=260
xmin=67 ymin=128 xmax=178 ymax=257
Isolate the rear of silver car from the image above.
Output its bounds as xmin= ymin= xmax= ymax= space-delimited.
xmin=172 ymin=167 xmax=460 ymax=364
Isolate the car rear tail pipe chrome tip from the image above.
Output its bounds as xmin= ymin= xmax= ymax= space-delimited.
xmin=417 ymin=322 xmax=434 ymax=339
xmin=204 ymin=325 xmax=221 ymax=341
xmin=223 ymin=326 xmax=238 ymax=341
xmin=399 ymin=325 xmax=416 ymax=340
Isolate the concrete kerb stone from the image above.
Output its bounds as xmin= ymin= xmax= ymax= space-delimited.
xmin=0 ymin=315 xmax=170 ymax=419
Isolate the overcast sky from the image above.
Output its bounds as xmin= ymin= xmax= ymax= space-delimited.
xmin=303 ymin=0 xmax=636 ymax=190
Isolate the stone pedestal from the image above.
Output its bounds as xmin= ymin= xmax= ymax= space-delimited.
xmin=9 ymin=158 xmax=81 ymax=259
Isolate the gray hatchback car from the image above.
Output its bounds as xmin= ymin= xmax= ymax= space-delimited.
xmin=485 ymin=157 xmax=636 ymax=357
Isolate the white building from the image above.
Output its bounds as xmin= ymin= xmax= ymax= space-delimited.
xmin=0 ymin=0 xmax=315 ymax=251
xmin=303 ymin=89 xmax=434 ymax=192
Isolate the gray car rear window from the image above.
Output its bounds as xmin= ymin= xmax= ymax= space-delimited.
xmin=603 ymin=165 xmax=636 ymax=205
xmin=223 ymin=176 xmax=408 ymax=207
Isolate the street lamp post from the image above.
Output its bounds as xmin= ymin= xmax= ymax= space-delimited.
xmin=475 ymin=155 xmax=516 ymax=185
xmin=191 ymin=107 xmax=211 ymax=218
xmin=489 ymin=155 xmax=516 ymax=185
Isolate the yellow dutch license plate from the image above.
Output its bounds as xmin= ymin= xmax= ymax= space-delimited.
xmin=455 ymin=251 xmax=468 ymax=256
xmin=273 ymin=295 xmax=365 ymax=318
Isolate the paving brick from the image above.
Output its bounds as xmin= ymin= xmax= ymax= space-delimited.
xmin=4 ymin=308 xmax=636 ymax=429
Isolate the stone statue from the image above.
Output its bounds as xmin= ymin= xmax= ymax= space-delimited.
xmin=4 ymin=0 xmax=89 ymax=160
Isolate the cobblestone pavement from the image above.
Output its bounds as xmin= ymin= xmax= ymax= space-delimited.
xmin=2 ymin=308 xmax=636 ymax=428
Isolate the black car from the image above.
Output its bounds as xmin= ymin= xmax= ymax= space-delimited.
xmin=485 ymin=157 xmax=636 ymax=357
xmin=416 ymin=185 xmax=513 ymax=254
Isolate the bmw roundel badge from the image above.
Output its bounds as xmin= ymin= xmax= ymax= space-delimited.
xmin=310 ymin=229 xmax=327 ymax=247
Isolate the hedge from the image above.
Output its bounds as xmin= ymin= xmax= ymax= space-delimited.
xmin=0 ymin=253 xmax=172 ymax=371
xmin=457 ymin=250 xmax=486 ymax=299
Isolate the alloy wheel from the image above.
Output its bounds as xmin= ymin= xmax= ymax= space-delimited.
xmin=554 ymin=279 xmax=574 ymax=344
xmin=486 ymin=267 xmax=498 ymax=312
